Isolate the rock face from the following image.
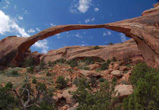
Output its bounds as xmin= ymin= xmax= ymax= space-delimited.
xmin=0 ymin=4 xmax=159 ymax=67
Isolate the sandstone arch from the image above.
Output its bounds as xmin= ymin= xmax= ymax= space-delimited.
xmin=0 ymin=4 xmax=159 ymax=67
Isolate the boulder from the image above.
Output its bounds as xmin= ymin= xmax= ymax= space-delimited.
xmin=119 ymin=66 xmax=128 ymax=71
xmin=111 ymin=70 xmax=123 ymax=77
xmin=79 ymin=70 xmax=101 ymax=77
xmin=88 ymin=63 xmax=100 ymax=70
xmin=115 ymin=85 xmax=133 ymax=99
xmin=113 ymin=63 xmax=120 ymax=70
xmin=62 ymin=86 xmax=77 ymax=104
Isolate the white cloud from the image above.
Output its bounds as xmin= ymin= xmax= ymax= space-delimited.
xmin=85 ymin=17 xmax=95 ymax=23
xmin=18 ymin=16 xmax=23 ymax=20
xmin=103 ymin=31 xmax=111 ymax=36
xmin=94 ymin=8 xmax=99 ymax=12
xmin=0 ymin=10 xmax=29 ymax=37
xmin=28 ymin=28 xmax=35 ymax=33
xmin=70 ymin=0 xmax=92 ymax=14
xmin=33 ymin=39 xmax=49 ymax=53
xmin=78 ymin=0 xmax=92 ymax=13
xmin=120 ymin=33 xmax=127 ymax=42
xmin=0 ymin=10 xmax=49 ymax=53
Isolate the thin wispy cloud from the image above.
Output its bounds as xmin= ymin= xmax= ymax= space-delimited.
xmin=94 ymin=8 xmax=99 ymax=12
xmin=36 ymin=27 xmax=40 ymax=32
xmin=28 ymin=28 xmax=35 ymax=33
xmin=103 ymin=31 xmax=111 ymax=36
xmin=85 ymin=17 xmax=95 ymax=23
xmin=120 ymin=33 xmax=127 ymax=42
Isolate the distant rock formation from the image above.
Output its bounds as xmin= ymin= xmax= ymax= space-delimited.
xmin=0 ymin=4 xmax=159 ymax=67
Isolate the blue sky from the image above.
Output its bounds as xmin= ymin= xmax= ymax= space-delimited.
xmin=0 ymin=0 xmax=157 ymax=53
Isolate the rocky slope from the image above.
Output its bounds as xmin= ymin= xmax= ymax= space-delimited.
xmin=0 ymin=3 xmax=159 ymax=68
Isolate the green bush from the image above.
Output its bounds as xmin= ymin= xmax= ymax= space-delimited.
xmin=5 ymin=70 xmax=20 ymax=77
xmin=93 ymin=46 xmax=100 ymax=49
xmin=32 ymin=78 xmax=37 ymax=84
xmin=112 ymin=57 xmax=117 ymax=62
xmin=39 ymin=60 xmax=46 ymax=69
xmin=46 ymin=72 xmax=52 ymax=76
xmin=0 ymin=85 xmax=15 ymax=110
xmin=27 ymin=66 xmax=34 ymax=74
xmin=72 ymin=80 xmax=120 ymax=110
xmin=99 ymin=77 xmax=106 ymax=82
xmin=129 ymin=63 xmax=151 ymax=86
xmin=56 ymin=76 xmax=67 ymax=89
xmin=67 ymin=59 xmax=78 ymax=68
xmin=99 ymin=62 xmax=109 ymax=70
xmin=52 ymin=58 xmax=66 ymax=64
xmin=123 ymin=63 xmax=159 ymax=110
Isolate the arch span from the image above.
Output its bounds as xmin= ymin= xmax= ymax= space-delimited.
xmin=0 ymin=4 xmax=159 ymax=67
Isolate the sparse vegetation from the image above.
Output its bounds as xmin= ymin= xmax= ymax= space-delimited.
xmin=56 ymin=76 xmax=68 ymax=89
xmin=4 ymin=69 xmax=20 ymax=77
xmin=67 ymin=59 xmax=78 ymax=68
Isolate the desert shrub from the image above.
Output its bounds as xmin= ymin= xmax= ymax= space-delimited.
xmin=27 ymin=66 xmax=35 ymax=74
xmin=52 ymin=58 xmax=66 ymax=64
xmin=93 ymin=46 xmax=100 ymax=49
xmin=123 ymin=63 xmax=159 ymax=110
xmin=39 ymin=60 xmax=46 ymax=69
xmin=99 ymin=77 xmax=106 ymax=82
xmin=129 ymin=63 xmax=151 ymax=86
xmin=99 ymin=59 xmax=111 ymax=71
xmin=24 ymin=56 xmax=34 ymax=67
xmin=109 ymin=42 xmax=113 ymax=45
xmin=67 ymin=68 xmax=73 ymax=74
xmin=84 ymin=57 xmax=95 ymax=65
xmin=112 ymin=57 xmax=117 ymax=62
xmin=32 ymin=78 xmax=37 ymax=84
xmin=89 ymin=76 xmax=97 ymax=87
xmin=48 ymin=61 xmax=53 ymax=66
xmin=99 ymin=62 xmax=109 ymax=70
xmin=46 ymin=72 xmax=52 ymax=76
xmin=5 ymin=70 xmax=20 ymax=77
xmin=72 ymin=80 xmax=120 ymax=110
xmin=56 ymin=76 xmax=67 ymax=89
xmin=67 ymin=59 xmax=78 ymax=68
xmin=0 ymin=84 xmax=15 ymax=110
xmin=5 ymin=82 xmax=13 ymax=89
xmin=29 ymin=100 xmax=56 ymax=110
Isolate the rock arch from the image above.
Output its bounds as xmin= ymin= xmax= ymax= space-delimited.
xmin=0 ymin=4 xmax=159 ymax=67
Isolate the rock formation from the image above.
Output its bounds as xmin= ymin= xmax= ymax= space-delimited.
xmin=42 ymin=39 xmax=142 ymax=64
xmin=0 ymin=4 xmax=159 ymax=67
